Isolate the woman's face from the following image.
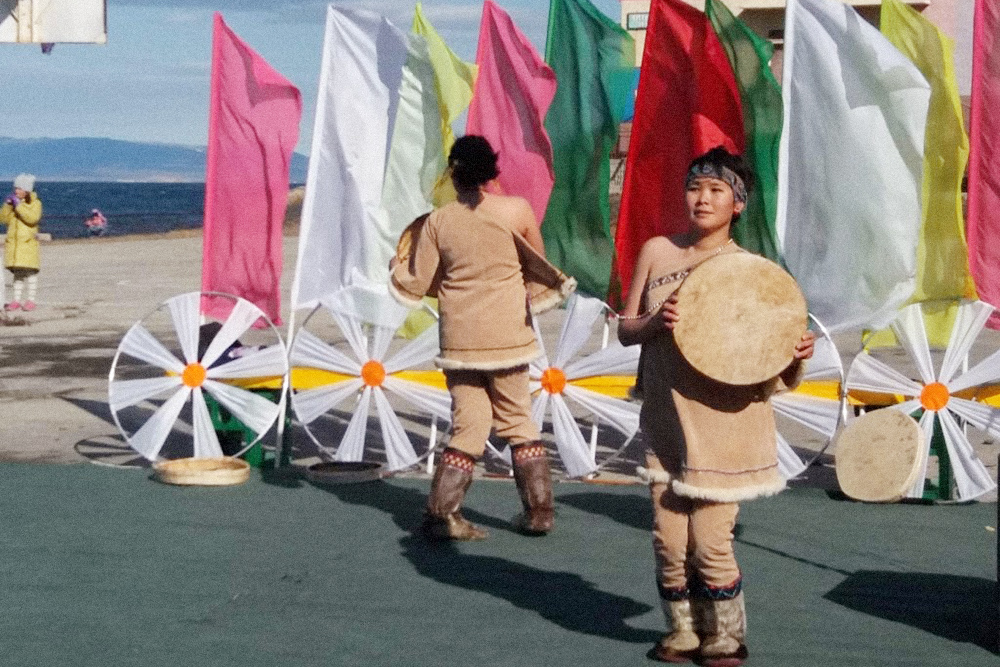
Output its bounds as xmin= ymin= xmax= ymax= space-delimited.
xmin=13 ymin=187 xmax=27 ymax=199
xmin=685 ymin=176 xmax=744 ymax=235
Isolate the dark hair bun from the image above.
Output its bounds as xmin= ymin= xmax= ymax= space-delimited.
xmin=448 ymin=135 xmax=499 ymax=189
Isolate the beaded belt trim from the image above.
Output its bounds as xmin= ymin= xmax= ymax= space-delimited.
xmin=441 ymin=448 xmax=475 ymax=472
xmin=658 ymin=582 xmax=690 ymax=601
xmin=512 ymin=444 xmax=547 ymax=464
xmin=691 ymin=575 xmax=743 ymax=601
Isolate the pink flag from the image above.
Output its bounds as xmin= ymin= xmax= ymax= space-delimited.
xmin=968 ymin=0 xmax=1000 ymax=325
xmin=202 ymin=13 xmax=302 ymax=325
xmin=467 ymin=0 xmax=558 ymax=223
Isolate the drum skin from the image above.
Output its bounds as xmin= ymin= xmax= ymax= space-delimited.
xmin=673 ymin=252 xmax=808 ymax=386
xmin=835 ymin=409 xmax=925 ymax=503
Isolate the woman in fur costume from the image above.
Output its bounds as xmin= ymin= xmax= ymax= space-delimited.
xmin=618 ymin=147 xmax=815 ymax=665
xmin=390 ymin=135 xmax=574 ymax=541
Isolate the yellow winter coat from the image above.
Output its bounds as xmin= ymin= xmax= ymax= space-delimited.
xmin=0 ymin=192 xmax=43 ymax=270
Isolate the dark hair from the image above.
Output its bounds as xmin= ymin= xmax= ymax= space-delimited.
xmin=448 ymin=135 xmax=499 ymax=189
xmin=687 ymin=146 xmax=753 ymax=222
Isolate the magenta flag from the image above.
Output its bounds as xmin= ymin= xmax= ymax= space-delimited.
xmin=467 ymin=0 xmax=558 ymax=223
xmin=201 ymin=13 xmax=302 ymax=324
xmin=968 ymin=0 xmax=1000 ymax=324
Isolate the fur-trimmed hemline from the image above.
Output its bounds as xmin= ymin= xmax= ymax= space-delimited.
xmin=636 ymin=466 xmax=672 ymax=485
xmin=637 ymin=467 xmax=786 ymax=502
xmin=671 ymin=478 xmax=786 ymax=503
xmin=529 ymin=276 xmax=578 ymax=315
xmin=434 ymin=350 xmax=541 ymax=372
xmin=388 ymin=279 xmax=424 ymax=309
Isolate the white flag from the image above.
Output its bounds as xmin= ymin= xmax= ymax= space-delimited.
xmin=0 ymin=0 xmax=107 ymax=44
xmin=291 ymin=6 xmax=411 ymax=311
xmin=372 ymin=33 xmax=445 ymax=287
xmin=776 ymin=0 xmax=930 ymax=333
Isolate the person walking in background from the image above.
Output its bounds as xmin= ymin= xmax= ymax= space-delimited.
xmin=1 ymin=174 xmax=43 ymax=311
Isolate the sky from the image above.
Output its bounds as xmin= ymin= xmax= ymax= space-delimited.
xmin=0 ymin=0 xmax=624 ymax=154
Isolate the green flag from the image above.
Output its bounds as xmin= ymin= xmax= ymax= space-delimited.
xmin=705 ymin=0 xmax=782 ymax=263
xmin=542 ymin=0 xmax=634 ymax=298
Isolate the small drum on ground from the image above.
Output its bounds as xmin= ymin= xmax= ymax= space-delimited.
xmin=835 ymin=409 xmax=924 ymax=503
xmin=672 ymin=252 xmax=808 ymax=386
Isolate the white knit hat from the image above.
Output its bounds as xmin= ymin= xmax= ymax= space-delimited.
xmin=13 ymin=173 xmax=35 ymax=191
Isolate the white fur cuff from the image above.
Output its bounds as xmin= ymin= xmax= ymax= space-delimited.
xmin=636 ymin=466 xmax=672 ymax=485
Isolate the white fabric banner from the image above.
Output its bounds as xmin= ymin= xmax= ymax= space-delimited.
xmin=372 ymin=33 xmax=445 ymax=286
xmin=0 ymin=0 xmax=107 ymax=44
xmin=291 ymin=6 xmax=410 ymax=310
xmin=777 ymin=0 xmax=930 ymax=333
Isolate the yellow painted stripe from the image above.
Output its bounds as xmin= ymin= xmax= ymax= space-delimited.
xmin=217 ymin=370 xmax=1000 ymax=410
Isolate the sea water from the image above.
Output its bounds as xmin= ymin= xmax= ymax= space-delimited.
xmin=2 ymin=182 xmax=300 ymax=240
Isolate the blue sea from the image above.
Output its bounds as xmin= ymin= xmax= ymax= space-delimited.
xmin=3 ymin=181 xmax=300 ymax=240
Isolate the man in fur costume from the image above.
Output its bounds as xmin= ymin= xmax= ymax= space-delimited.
xmin=618 ymin=147 xmax=815 ymax=665
xmin=390 ymin=135 xmax=575 ymax=541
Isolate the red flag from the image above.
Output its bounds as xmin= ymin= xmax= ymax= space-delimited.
xmin=467 ymin=0 xmax=558 ymax=223
xmin=202 ymin=13 xmax=302 ymax=324
xmin=968 ymin=0 xmax=1000 ymax=325
xmin=613 ymin=0 xmax=744 ymax=300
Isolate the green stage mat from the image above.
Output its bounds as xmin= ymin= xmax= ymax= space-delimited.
xmin=0 ymin=463 xmax=995 ymax=665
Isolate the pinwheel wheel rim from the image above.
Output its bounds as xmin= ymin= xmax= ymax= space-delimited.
xmin=108 ymin=291 xmax=288 ymax=461
xmin=289 ymin=295 xmax=445 ymax=467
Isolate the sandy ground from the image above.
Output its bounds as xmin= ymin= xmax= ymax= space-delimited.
xmin=0 ymin=233 xmax=997 ymax=501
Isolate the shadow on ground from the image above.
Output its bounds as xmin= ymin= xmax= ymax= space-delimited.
xmin=825 ymin=571 xmax=998 ymax=654
xmin=309 ymin=479 xmax=659 ymax=644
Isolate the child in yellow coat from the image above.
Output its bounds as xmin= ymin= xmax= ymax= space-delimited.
xmin=1 ymin=173 xmax=43 ymax=311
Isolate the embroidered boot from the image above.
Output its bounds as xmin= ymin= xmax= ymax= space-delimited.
xmin=421 ymin=448 xmax=488 ymax=541
xmin=695 ymin=592 xmax=748 ymax=667
xmin=510 ymin=442 xmax=555 ymax=535
xmin=651 ymin=598 xmax=700 ymax=663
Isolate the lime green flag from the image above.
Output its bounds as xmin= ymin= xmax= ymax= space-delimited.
xmin=413 ymin=3 xmax=477 ymax=207
xmin=400 ymin=5 xmax=477 ymax=338
xmin=542 ymin=0 xmax=634 ymax=298
xmin=874 ymin=0 xmax=976 ymax=347
xmin=705 ymin=0 xmax=782 ymax=263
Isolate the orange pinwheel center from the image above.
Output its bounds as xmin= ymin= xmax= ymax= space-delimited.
xmin=920 ymin=382 xmax=950 ymax=411
xmin=541 ymin=367 xmax=567 ymax=395
xmin=182 ymin=362 xmax=207 ymax=388
xmin=361 ymin=360 xmax=386 ymax=387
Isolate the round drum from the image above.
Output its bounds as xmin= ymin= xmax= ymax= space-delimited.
xmin=672 ymin=252 xmax=807 ymax=385
xmin=835 ymin=409 xmax=925 ymax=503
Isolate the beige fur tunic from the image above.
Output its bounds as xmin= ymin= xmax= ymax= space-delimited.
xmin=390 ymin=201 xmax=573 ymax=371
xmin=638 ymin=253 xmax=799 ymax=503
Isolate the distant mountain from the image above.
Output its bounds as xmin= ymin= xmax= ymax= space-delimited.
xmin=0 ymin=137 xmax=309 ymax=183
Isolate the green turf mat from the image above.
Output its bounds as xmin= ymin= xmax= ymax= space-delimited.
xmin=0 ymin=463 xmax=995 ymax=665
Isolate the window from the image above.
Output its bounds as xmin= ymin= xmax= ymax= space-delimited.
xmin=626 ymin=12 xmax=649 ymax=30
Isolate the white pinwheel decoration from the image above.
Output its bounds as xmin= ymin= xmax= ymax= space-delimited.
xmin=289 ymin=285 xmax=451 ymax=472
xmin=846 ymin=300 xmax=999 ymax=500
xmin=772 ymin=315 xmax=848 ymax=479
xmin=108 ymin=292 xmax=289 ymax=461
xmin=520 ymin=293 xmax=641 ymax=479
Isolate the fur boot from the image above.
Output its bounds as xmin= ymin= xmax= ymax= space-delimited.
xmin=695 ymin=592 xmax=748 ymax=667
xmin=651 ymin=598 xmax=700 ymax=663
xmin=510 ymin=442 xmax=555 ymax=534
xmin=422 ymin=448 xmax=488 ymax=541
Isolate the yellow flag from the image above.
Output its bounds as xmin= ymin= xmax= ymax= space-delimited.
xmin=871 ymin=0 xmax=976 ymax=348
xmin=399 ymin=5 xmax=478 ymax=339
xmin=413 ymin=3 xmax=477 ymax=207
